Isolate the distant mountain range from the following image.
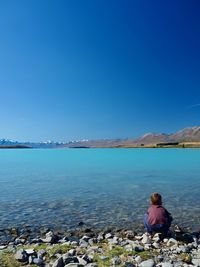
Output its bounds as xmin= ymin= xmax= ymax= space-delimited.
xmin=1 ymin=126 xmax=200 ymax=148
xmin=0 ymin=139 xmax=65 ymax=149
xmin=137 ymin=126 xmax=200 ymax=144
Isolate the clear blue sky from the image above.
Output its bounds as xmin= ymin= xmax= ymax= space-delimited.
xmin=0 ymin=0 xmax=200 ymax=141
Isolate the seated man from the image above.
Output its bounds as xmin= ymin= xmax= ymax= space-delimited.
xmin=144 ymin=192 xmax=173 ymax=237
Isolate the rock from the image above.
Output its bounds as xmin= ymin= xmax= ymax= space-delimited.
xmin=192 ymin=258 xmax=200 ymax=266
xmin=42 ymin=231 xmax=59 ymax=244
xmin=68 ymin=249 xmax=76 ymax=256
xmin=81 ymin=236 xmax=90 ymax=242
xmin=152 ymin=233 xmax=160 ymax=242
xmin=139 ymin=259 xmax=156 ymax=267
xmin=97 ymin=234 xmax=104 ymax=242
xmin=33 ymin=257 xmax=44 ymax=266
xmin=87 ymin=246 xmax=99 ymax=253
xmin=125 ymin=244 xmax=133 ymax=251
xmin=135 ymin=235 xmax=143 ymax=240
xmin=31 ymin=238 xmax=43 ymax=243
xmin=37 ymin=249 xmax=47 ymax=257
xmin=111 ymin=256 xmax=121 ymax=265
xmin=161 ymin=263 xmax=174 ymax=267
xmin=125 ymin=230 xmax=135 ymax=239
xmin=88 ymin=238 xmax=94 ymax=246
xmin=0 ymin=245 xmax=7 ymax=249
xmin=125 ymin=263 xmax=136 ymax=267
xmin=77 ymin=257 xmax=87 ymax=265
xmin=82 ymin=254 xmax=92 ymax=263
xmin=105 ymin=233 xmax=112 ymax=239
xmin=135 ymin=245 xmax=144 ymax=252
xmin=63 ymin=256 xmax=79 ymax=265
xmin=29 ymin=256 xmax=34 ymax=264
xmin=157 ymin=255 xmax=164 ymax=262
xmin=99 ymin=255 xmax=109 ymax=260
xmin=52 ymin=257 xmax=64 ymax=267
xmin=14 ymin=238 xmax=26 ymax=245
xmin=25 ymin=248 xmax=35 ymax=255
xmin=141 ymin=234 xmax=150 ymax=244
xmin=109 ymin=236 xmax=118 ymax=245
xmin=173 ymin=262 xmax=184 ymax=267
xmin=135 ymin=255 xmax=142 ymax=263
xmin=15 ymin=249 xmax=28 ymax=262
xmin=80 ymin=241 xmax=88 ymax=248
xmin=167 ymin=238 xmax=178 ymax=246
xmin=152 ymin=241 xmax=160 ymax=249
xmin=144 ymin=244 xmax=151 ymax=250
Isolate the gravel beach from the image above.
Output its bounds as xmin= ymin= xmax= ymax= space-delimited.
xmin=1 ymin=226 xmax=200 ymax=267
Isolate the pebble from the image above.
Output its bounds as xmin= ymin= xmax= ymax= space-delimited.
xmin=3 ymin=228 xmax=200 ymax=267
xmin=0 ymin=245 xmax=7 ymax=249
xmin=105 ymin=233 xmax=112 ymax=239
xmin=135 ymin=255 xmax=142 ymax=263
xmin=111 ymin=256 xmax=121 ymax=265
xmin=141 ymin=234 xmax=150 ymax=244
xmin=161 ymin=263 xmax=174 ymax=267
xmin=25 ymin=248 xmax=35 ymax=255
xmin=52 ymin=257 xmax=64 ymax=267
xmin=15 ymin=249 xmax=28 ymax=262
xmin=99 ymin=255 xmax=109 ymax=260
xmin=139 ymin=259 xmax=155 ymax=267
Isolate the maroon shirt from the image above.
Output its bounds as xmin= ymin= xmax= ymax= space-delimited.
xmin=147 ymin=205 xmax=171 ymax=225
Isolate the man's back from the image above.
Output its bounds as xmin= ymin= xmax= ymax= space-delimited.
xmin=147 ymin=205 xmax=169 ymax=225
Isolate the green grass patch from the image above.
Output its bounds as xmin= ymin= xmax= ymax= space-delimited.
xmin=0 ymin=250 xmax=37 ymax=267
xmin=48 ymin=243 xmax=73 ymax=256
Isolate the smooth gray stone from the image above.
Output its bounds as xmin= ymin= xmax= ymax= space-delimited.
xmin=0 ymin=245 xmax=7 ymax=249
xmin=139 ymin=259 xmax=156 ymax=267
xmin=15 ymin=249 xmax=28 ymax=262
xmin=52 ymin=257 xmax=64 ymax=267
xmin=25 ymin=248 xmax=35 ymax=255
xmin=82 ymin=254 xmax=92 ymax=263
xmin=111 ymin=256 xmax=121 ymax=265
xmin=37 ymin=249 xmax=47 ymax=257
xmin=67 ymin=249 xmax=76 ymax=256
xmin=99 ymin=255 xmax=109 ymax=260
xmin=192 ymin=258 xmax=200 ymax=266
xmin=64 ymin=256 xmax=79 ymax=265
xmin=33 ymin=257 xmax=44 ymax=266
xmin=81 ymin=236 xmax=90 ymax=242
xmin=77 ymin=257 xmax=87 ymax=265
xmin=42 ymin=231 xmax=59 ymax=244
xmin=161 ymin=263 xmax=174 ymax=267
xmin=29 ymin=256 xmax=34 ymax=264
xmin=105 ymin=233 xmax=112 ymax=239
xmin=135 ymin=256 xmax=142 ymax=264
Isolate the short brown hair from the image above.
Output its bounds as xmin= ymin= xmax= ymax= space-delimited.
xmin=150 ymin=192 xmax=162 ymax=205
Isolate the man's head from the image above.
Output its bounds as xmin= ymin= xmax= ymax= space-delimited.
xmin=150 ymin=192 xmax=162 ymax=205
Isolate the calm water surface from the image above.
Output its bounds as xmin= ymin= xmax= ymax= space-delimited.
xmin=0 ymin=148 xmax=200 ymax=231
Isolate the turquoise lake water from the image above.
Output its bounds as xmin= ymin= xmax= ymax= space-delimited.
xmin=0 ymin=148 xmax=200 ymax=232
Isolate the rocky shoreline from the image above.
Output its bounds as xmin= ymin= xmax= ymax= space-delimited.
xmin=1 ymin=226 xmax=200 ymax=267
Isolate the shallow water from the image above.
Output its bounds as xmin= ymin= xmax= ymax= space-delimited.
xmin=0 ymin=148 xmax=200 ymax=231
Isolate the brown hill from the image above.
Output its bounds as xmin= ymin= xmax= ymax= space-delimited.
xmin=170 ymin=126 xmax=200 ymax=142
